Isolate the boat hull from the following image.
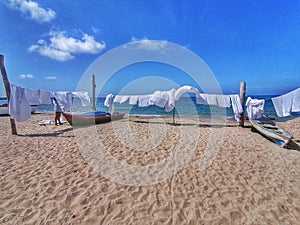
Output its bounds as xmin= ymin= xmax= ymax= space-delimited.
xmin=249 ymin=115 xmax=293 ymax=147
xmin=62 ymin=112 xmax=125 ymax=126
xmin=0 ymin=105 xmax=38 ymax=116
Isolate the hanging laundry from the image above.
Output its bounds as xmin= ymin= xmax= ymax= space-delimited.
xmin=104 ymin=94 xmax=114 ymax=113
xmin=165 ymin=89 xmax=176 ymax=112
xmin=175 ymin=85 xmax=200 ymax=101
xmin=114 ymin=95 xmax=130 ymax=104
xmin=245 ymin=97 xmax=265 ymax=120
xmin=39 ymin=90 xmax=51 ymax=104
xmin=103 ymin=86 xmax=244 ymax=123
xmin=53 ymin=92 xmax=72 ymax=112
xmin=149 ymin=91 xmax=169 ymax=108
xmin=196 ymin=94 xmax=207 ymax=105
xmin=25 ymin=88 xmax=40 ymax=105
xmin=201 ymin=94 xmax=231 ymax=108
xmin=230 ymin=95 xmax=243 ymax=122
xmin=73 ymin=91 xmax=90 ymax=107
xmin=292 ymin=88 xmax=300 ymax=112
xmin=272 ymin=88 xmax=300 ymax=117
xmin=138 ymin=95 xmax=150 ymax=107
xmin=129 ymin=96 xmax=139 ymax=105
xmin=9 ymin=84 xmax=31 ymax=122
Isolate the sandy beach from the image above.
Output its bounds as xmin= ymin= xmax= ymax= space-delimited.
xmin=0 ymin=113 xmax=300 ymax=224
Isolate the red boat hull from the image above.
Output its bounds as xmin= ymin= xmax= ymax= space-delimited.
xmin=62 ymin=112 xmax=125 ymax=126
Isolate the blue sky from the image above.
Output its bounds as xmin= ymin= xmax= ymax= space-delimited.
xmin=0 ymin=0 xmax=299 ymax=97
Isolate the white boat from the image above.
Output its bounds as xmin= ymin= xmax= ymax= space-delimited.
xmin=0 ymin=104 xmax=38 ymax=116
xmin=249 ymin=115 xmax=293 ymax=147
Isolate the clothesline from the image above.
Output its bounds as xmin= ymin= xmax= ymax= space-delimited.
xmin=104 ymin=86 xmax=300 ymax=121
xmin=104 ymin=85 xmax=244 ymax=122
xmin=8 ymin=83 xmax=90 ymax=122
xmin=271 ymin=88 xmax=300 ymax=117
xmin=242 ymin=87 xmax=300 ymax=119
xmin=6 ymin=82 xmax=300 ymax=124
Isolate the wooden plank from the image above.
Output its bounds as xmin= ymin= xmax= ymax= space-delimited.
xmin=239 ymin=81 xmax=246 ymax=127
xmin=0 ymin=55 xmax=17 ymax=135
xmin=91 ymin=74 xmax=96 ymax=111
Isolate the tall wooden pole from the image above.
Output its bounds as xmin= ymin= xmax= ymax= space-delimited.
xmin=0 ymin=55 xmax=17 ymax=135
xmin=91 ymin=74 xmax=96 ymax=111
xmin=172 ymin=108 xmax=175 ymax=125
xmin=239 ymin=81 xmax=246 ymax=127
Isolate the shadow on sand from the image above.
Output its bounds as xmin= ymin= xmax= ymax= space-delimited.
xmin=287 ymin=140 xmax=300 ymax=151
xmin=18 ymin=128 xmax=74 ymax=138
xmin=132 ymin=119 xmax=241 ymax=128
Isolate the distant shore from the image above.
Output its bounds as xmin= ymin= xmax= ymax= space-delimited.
xmin=0 ymin=114 xmax=299 ymax=224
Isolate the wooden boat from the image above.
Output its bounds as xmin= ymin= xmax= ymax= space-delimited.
xmin=249 ymin=115 xmax=293 ymax=147
xmin=0 ymin=104 xmax=9 ymax=115
xmin=0 ymin=104 xmax=38 ymax=116
xmin=62 ymin=111 xmax=125 ymax=126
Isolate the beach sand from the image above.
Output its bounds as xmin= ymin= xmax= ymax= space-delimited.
xmin=0 ymin=113 xmax=300 ymax=224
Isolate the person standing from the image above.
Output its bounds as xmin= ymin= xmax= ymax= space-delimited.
xmin=53 ymin=97 xmax=63 ymax=125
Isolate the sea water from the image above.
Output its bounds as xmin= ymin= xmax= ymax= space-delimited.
xmin=32 ymin=95 xmax=299 ymax=122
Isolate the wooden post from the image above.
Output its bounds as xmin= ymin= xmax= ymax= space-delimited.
xmin=239 ymin=81 xmax=246 ymax=127
xmin=0 ymin=55 xmax=17 ymax=135
xmin=91 ymin=74 xmax=96 ymax=111
xmin=172 ymin=108 xmax=175 ymax=125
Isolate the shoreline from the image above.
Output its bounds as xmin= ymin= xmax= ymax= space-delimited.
xmin=0 ymin=114 xmax=300 ymax=224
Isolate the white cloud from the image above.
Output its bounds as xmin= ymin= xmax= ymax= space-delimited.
xmin=91 ymin=27 xmax=100 ymax=34
xmin=130 ymin=37 xmax=168 ymax=51
xmin=45 ymin=76 xmax=57 ymax=80
xmin=5 ymin=0 xmax=56 ymax=23
xmin=29 ymin=30 xmax=106 ymax=61
xmin=19 ymin=74 xmax=34 ymax=79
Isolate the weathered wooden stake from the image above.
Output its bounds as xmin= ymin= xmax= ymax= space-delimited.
xmin=239 ymin=81 xmax=246 ymax=127
xmin=0 ymin=55 xmax=17 ymax=135
xmin=172 ymin=108 xmax=175 ymax=125
xmin=91 ymin=74 xmax=96 ymax=111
